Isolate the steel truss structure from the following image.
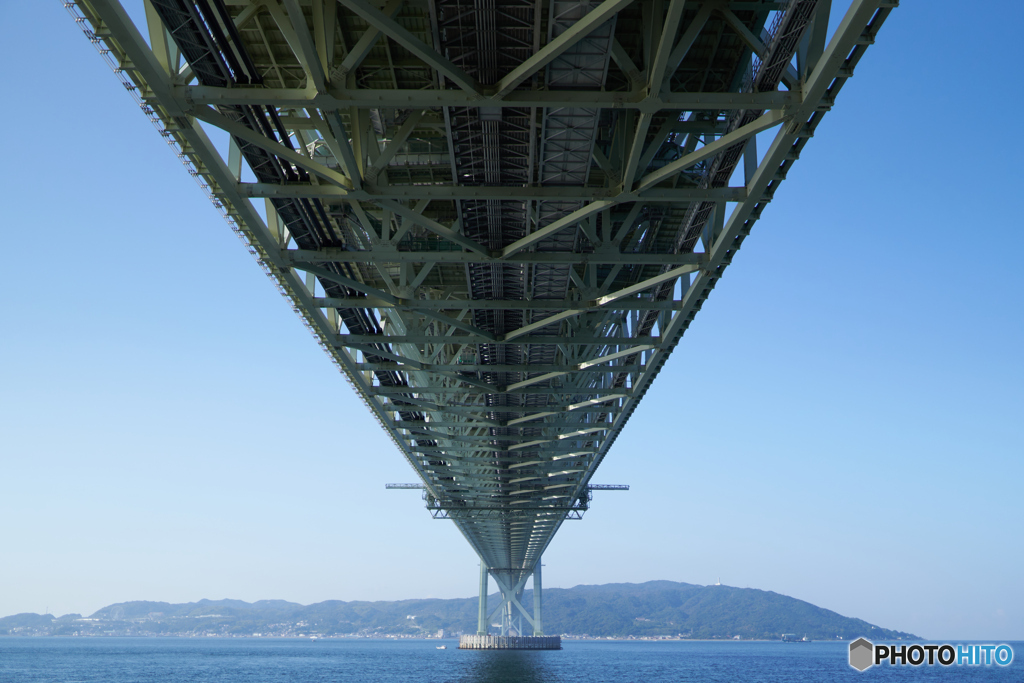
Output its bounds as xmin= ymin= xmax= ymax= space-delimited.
xmin=68 ymin=0 xmax=894 ymax=636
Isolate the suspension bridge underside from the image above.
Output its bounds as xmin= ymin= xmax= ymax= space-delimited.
xmin=72 ymin=0 xmax=893 ymax=641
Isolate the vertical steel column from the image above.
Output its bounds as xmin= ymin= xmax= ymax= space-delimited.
xmin=515 ymin=585 xmax=525 ymax=636
xmin=477 ymin=560 xmax=489 ymax=635
xmin=532 ymin=560 xmax=544 ymax=636
xmin=503 ymin=598 xmax=512 ymax=636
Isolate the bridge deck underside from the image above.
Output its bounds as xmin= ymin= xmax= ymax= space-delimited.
xmin=73 ymin=0 xmax=893 ymax=587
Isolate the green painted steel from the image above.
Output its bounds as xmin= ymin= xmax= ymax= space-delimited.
xmin=67 ymin=0 xmax=895 ymax=625
xmin=477 ymin=562 xmax=489 ymax=636
xmin=533 ymin=562 xmax=544 ymax=636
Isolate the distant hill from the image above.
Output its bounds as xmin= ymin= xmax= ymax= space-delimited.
xmin=0 ymin=581 xmax=918 ymax=640
xmin=536 ymin=581 xmax=917 ymax=639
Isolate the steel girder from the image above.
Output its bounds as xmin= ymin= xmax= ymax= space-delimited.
xmin=68 ymin=0 xmax=895 ymax=591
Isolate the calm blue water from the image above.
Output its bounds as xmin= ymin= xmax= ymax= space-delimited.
xmin=0 ymin=638 xmax=1020 ymax=682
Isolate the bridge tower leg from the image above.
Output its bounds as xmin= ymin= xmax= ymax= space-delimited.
xmin=532 ymin=561 xmax=543 ymax=636
xmin=503 ymin=598 xmax=512 ymax=636
xmin=477 ymin=560 xmax=489 ymax=635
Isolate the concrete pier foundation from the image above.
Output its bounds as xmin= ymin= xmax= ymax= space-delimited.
xmin=458 ymin=635 xmax=561 ymax=650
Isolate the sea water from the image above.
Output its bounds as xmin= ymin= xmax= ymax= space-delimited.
xmin=0 ymin=638 xmax=1019 ymax=682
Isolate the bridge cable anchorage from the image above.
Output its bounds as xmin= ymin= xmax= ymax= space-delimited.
xmin=69 ymin=0 xmax=895 ymax=646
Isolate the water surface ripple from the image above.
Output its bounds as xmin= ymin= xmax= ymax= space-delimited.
xmin=1 ymin=638 xmax=1019 ymax=682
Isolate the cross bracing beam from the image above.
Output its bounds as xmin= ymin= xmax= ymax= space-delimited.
xmin=191 ymin=105 xmax=354 ymax=189
xmin=71 ymin=0 xmax=894 ymax=596
xmin=336 ymin=0 xmax=480 ymax=94
xmin=492 ymin=0 xmax=636 ymax=98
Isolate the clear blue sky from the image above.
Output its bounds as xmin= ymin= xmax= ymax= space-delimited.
xmin=1 ymin=1 xmax=1021 ymax=641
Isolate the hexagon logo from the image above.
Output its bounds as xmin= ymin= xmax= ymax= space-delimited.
xmin=849 ymin=638 xmax=874 ymax=671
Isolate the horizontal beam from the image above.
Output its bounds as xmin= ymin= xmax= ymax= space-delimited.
xmin=394 ymin=402 xmax=618 ymax=414
xmin=290 ymin=250 xmax=707 ymax=265
xmin=403 ymin=415 xmax=616 ymax=428
xmin=361 ymin=362 xmax=641 ymax=373
xmin=313 ymin=297 xmax=684 ymax=311
xmin=385 ymin=483 xmax=625 ymax=490
xmin=412 ymin=445 xmax=600 ymax=454
xmin=179 ymin=86 xmax=798 ymax=112
xmin=405 ymin=430 xmax=613 ymax=445
xmin=408 ymin=418 xmax=614 ymax=434
xmin=428 ymin=506 xmax=577 ymax=513
xmin=426 ymin=451 xmax=595 ymax=464
xmin=379 ymin=387 xmax=630 ymax=397
xmin=338 ymin=334 xmax=660 ymax=345
xmin=385 ymin=404 xmax=622 ymax=416
xmin=238 ymin=183 xmax=747 ymax=203
xmin=271 ymin=115 xmax=726 ymax=134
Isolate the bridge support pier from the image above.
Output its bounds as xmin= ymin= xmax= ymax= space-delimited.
xmin=463 ymin=556 xmax=559 ymax=649
xmin=458 ymin=634 xmax=561 ymax=650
